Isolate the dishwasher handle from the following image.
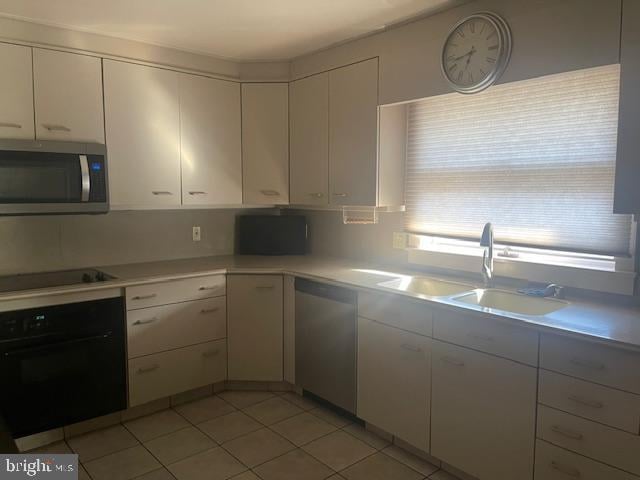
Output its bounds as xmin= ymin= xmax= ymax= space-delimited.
xmin=295 ymin=277 xmax=356 ymax=305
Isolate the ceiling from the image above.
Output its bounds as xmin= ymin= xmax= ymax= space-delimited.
xmin=0 ymin=0 xmax=462 ymax=61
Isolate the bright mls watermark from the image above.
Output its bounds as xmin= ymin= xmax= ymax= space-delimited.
xmin=1 ymin=455 xmax=77 ymax=480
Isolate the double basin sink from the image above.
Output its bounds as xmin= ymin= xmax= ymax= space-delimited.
xmin=378 ymin=276 xmax=569 ymax=317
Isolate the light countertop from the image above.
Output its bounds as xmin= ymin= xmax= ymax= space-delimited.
xmin=1 ymin=255 xmax=639 ymax=351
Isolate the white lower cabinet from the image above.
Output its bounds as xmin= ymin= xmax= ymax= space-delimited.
xmin=128 ymin=339 xmax=227 ymax=407
xmin=227 ymin=274 xmax=283 ymax=381
xmin=357 ymin=317 xmax=431 ymax=451
xmin=431 ymin=340 xmax=537 ymax=480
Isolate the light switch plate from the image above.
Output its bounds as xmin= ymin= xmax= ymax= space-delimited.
xmin=393 ymin=232 xmax=407 ymax=249
xmin=192 ymin=226 xmax=201 ymax=242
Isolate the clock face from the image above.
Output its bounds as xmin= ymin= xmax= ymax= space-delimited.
xmin=442 ymin=13 xmax=511 ymax=93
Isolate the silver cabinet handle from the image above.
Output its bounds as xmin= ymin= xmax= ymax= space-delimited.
xmin=199 ymin=286 xmax=218 ymax=291
xmin=189 ymin=191 xmax=207 ymax=195
xmin=202 ymin=349 xmax=220 ymax=358
xmin=468 ymin=333 xmax=494 ymax=342
xmin=0 ymin=122 xmax=21 ymax=129
xmin=255 ymin=285 xmax=275 ymax=290
xmin=400 ymin=344 xmax=422 ymax=353
xmin=551 ymin=461 xmax=581 ymax=478
xmin=333 ymin=193 xmax=348 ymax=197
xmin=551 ymin=425 xmax=584 ymax=440
xmin=260 ymin=190 xmax=280 ymax=196
xmin=200 ymin=308 xmax=220 ymax=314
xmin=309 ymin=192 xmax=324 ymax=198
xmin=137 ymin=364 xmax=160 ymax=374
xmin=569 ymin=357 xmax=605 ymax=370
xmin=567 ymin=395 xmax=604 ymax=409
xmin=79 ymin=155 xmax=90 ymax=202
xmin=131 ymin=294 xmax=157 ymax=300
xmin=42 ymin=124 xmax=71 ymax=132
xmin=152 ymin=191 xmax=173 ymax=195
xmin=132 ymin=317 xmax=157 ymax=326
xmin=441 ymin=356 xmax=465 ymax=367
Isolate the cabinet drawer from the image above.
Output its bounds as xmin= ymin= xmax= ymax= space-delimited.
xmin=540 ymin=334 xmax=640 ymax=394
xmin=433 ymin=308 xmax=539 ymax=366
xmin=539 ymin=369 xmax=640 ymax=434
xmin=126 ymin=275 xmax=225 ymax=309
xmin=358 ymin=291 xmax=432 ymax=336
xmin=128 ymin=339 xmax=226 ymax=407
xmin=538 ymin=405 xmax=640 ymax=476
xmin=127 ymin=296 xmax=227 ymax=358
xmin=535 ymin=440 xmax=638 ymax=480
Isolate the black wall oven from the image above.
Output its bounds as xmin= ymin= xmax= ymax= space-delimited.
xmin=0 ymin=294 xmax=126 ymax=438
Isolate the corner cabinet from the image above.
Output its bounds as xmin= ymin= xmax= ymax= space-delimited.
xmin=103 ymin=60 xmax=182 ymax=208
xmin=0 ymin=43 xmax=34 ymax=139
xmin=179 ymin=74 xmax=242 ymax=206
xmin=614 ymin=0 xmax=640 ymax=213
xmin=242 ymin=83 xmax=289 ymax=205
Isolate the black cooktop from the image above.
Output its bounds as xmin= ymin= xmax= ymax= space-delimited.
xmin=0 ymin=269 xmax=116 ymax=293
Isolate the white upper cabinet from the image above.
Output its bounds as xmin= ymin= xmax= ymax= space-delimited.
xmin=329 ymin=58 xmax=378 ymax=206
xmin=104 ymin=60 xmax=181 ymax=208
xmin=179 ymin=74 xmax=242 ymax=206
xmin=290 ymin=72 xmax=329 ymax=205
xmin=0 ymin=43 xmax=34 ymax=140
xmin=241 ymin=83 xmax=289 ymax=205
xmin=33 ymin=49 xmax=104 ymax=143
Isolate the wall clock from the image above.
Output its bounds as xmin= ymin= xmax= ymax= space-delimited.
xmin=441 ymin=12 xmax=512 ymax=94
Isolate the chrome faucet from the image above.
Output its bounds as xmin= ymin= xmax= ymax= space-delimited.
xmin=480 ymin=222 xmax=494 ymax=288
xmin=543 ymin=284 xmax=565 ymax=299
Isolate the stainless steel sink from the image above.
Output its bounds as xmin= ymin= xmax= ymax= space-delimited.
xmin=378 ymin=276 xmax=475 ymax=298
xmin=453 ymin=289 xmax=569 ymax=316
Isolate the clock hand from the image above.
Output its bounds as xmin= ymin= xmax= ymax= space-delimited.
xmin=454 ymin=46 xmax=477 ymax=61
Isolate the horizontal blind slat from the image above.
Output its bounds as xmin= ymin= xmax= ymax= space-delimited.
xmin=405 ymin=64 xmax=632 ymax=256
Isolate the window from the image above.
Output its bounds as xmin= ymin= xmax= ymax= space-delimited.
xmin=405 ymin=64 xmax=633 ymax=258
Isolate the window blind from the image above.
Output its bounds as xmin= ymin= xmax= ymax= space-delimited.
xmin=405 ymin=64 xmax=633 ymax=256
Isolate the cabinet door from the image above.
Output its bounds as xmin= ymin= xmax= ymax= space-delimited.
xmin=228 ymin=275 xmax=283 ymax=381
xmin=180 ymin=74 xmax=242 ymax=206
xmin=104 ymin=60 xmax=181 ymax=208
xmin=0 ymin=43 xmax=34 ymax=140
xmin=33 ymin=49 xmax=104 ymax=143
xmin=357 ymin=317 xmax=431 ymax=451
xmin=614 ymin=0 xmax=640 ymax=213
xmin=329 ymin=58 xmax=378 ymax=206
xmin=431 ymin=340 xmax=536 ymax=480
xmin=290 ymin=72 xmax=328 ymax=205
xmin=242 ymin=83 xmax=289 ymax=205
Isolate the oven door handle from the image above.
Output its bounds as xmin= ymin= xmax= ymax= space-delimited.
xmin=3 ymin=331 xmax=113 ymax=357
xmin=80 ymin=154 xmax=91 ymax=202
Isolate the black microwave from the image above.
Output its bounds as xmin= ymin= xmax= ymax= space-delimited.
xmin=236 ymin=215 xmax=308 ymax=255
xmin=0 ymin=139 xmax=109 ymax=215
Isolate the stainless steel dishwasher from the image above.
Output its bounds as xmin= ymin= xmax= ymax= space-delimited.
xmin=295 ymin=278 xmax=357 ymax=414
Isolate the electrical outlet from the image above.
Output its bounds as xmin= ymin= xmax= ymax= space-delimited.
xmin=393 ymin=232 xmax=407 ymax=249
xmin=192 ymin=226 xmax=201 ymax=242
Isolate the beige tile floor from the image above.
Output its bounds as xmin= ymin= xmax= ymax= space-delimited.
xmin=32 ymin=390 xmax=461 ymax=480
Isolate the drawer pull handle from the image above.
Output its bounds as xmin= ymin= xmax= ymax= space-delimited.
xmin=333 ymin=193 xmax=348 ymax=197
xmin=200 ymin=308 xmax=220 ymax=314
xmin=441 ymin=356 xmax=465 ymax=367
xmin=551 ymin=461 xmax=581 ymax=478
xmin=188 ymin=191 xmax=207 ymax=195
xmin=309 ymin=192 xmax=324 ymax=198
xmin=400 ymin=344 xmax=422 ymax=353
xmin=202 ymin=349 xmax=220 ymax=358
xmin=152 ymin=191 xmax=173 ymax=195
xmin=569 ymin=357 xmax=605 ymax=370
xmin=568 ymin=395 xmax=604 ymax=409
xmin=256 ymin=286 xmax=275 ymax=290
xmin=199 ymin=286 xmax=218 ymax=291
xmin=132 ymin=294 xmax=157 ymax=300
xmin=133 ymin=317 xmax=157 ymax=326
xmin=468 ymin=333 xmax=494 ymax=342
xmin=0 ymin=122 xmax=22 ymax=129
xmin=260 ymin=190 xmax=280 ymax=196
xmin=137 ymin=365 xmax=160 ymax=374
xmin=42 ymin=124 xmax=71 ymax=132
xmin=551 ymin=425 xmax=584 ymax=440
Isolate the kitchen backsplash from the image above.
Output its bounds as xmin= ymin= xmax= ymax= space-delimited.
xmin=0 ymin=209 xmax=269 ymax=276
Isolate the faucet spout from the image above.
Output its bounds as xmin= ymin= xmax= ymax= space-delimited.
xmin=480 ymin=222 xmax=494 ymax=287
